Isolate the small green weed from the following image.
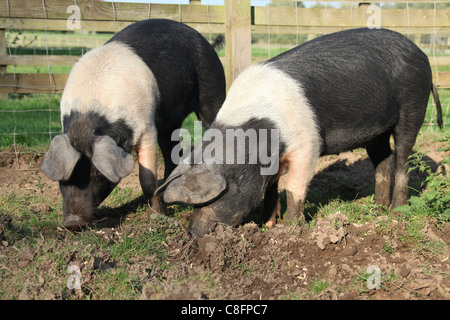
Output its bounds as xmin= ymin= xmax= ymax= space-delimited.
xmin=309 ymin=277 xmax=329 ymax=295
xmin=395 ymin=143 xmax=450 ymax=223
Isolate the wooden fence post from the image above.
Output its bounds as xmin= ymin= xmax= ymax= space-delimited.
xmin=0 ymin=29 xmax=7 ymax=99
xmin=225 ymin=0 xmax=251 ymax=92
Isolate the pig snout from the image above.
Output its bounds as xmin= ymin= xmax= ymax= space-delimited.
xmin=62 ymin=200 xmax=95 ymax=231
xmin=188 ymin=207 xmax=218 ymax=238
xmin=64 ymin=215 xmax=89 ymax=231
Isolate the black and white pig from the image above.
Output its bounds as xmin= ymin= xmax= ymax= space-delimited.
xmin=156 ymin=28 xmax=443 ymax=238
xmin=40 ymin=19 xmax=226 ymax=230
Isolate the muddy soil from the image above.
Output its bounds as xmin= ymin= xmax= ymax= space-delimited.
xmin=0 ymin=143 xmax=449 ymax=300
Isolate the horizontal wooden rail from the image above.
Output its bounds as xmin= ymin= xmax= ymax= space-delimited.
xmin=429 ymin=56 xmax=450 ymax=66
xmin=0 ymin=18 xmax=225 ymax=33
xmin=292 ymin=0 xmax=449 ymax=2
xmin=254 ymin=7 xmax=450 ymax=28
xmin=0 ymin=55 xmax=78 ymax=66
xmin=0 ymin=70 xmax=448 ymax=93
xmin=251 ymin=26 xmax=450 ymax=35
xmin=0 ymin=0 xmax=225 ymax=23
xmin=0 ymin=73 xmax=67 ymax=93
xmin=433 ymin=72 xmax=450 ymax=88
xmin=4 ymin=17 xmax=449 ymax=35
xmin=2 ymin=55 xmax=448 ymax=68
xmin=1 ymin=17 xmax=448 ymax=35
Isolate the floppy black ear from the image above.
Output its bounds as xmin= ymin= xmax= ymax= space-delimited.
xmin=91 ymin=135 xmax=134 ymax=183
xmin=161 ymin=165 xmax=227 ymax=206
xmin=40 ymin=134 xmax=81 ymax=181
xmin=154 ymin=161 xmax=191 ymax=196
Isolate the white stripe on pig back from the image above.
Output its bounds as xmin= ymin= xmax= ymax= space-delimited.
xmin=60 ymin=41 xmax=159 ymax=145
xmin=215 ymin=63 xmax=321 ymax=158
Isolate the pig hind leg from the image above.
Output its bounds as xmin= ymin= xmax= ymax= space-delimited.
xmin=391 ymin=131 xmax=418 ymax=210
xmin=391 ymin=102 xmax=427 ymax=210
xmin=366 ymin=132 xmax=394 ymax=208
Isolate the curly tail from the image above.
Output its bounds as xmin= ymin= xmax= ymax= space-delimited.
xmin=432 ymin=84 xmax=443 ymax=130
xmin=211 ymin=34 xmax=225 ymax=50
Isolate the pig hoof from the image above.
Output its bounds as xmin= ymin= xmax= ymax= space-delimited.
xmin=148 ymin=195 xmax=166 ymax=215
xmin=265 ymin=219 xmax=276 ymax=228
xmin=282 ymin=214 xmax=305 ymax=226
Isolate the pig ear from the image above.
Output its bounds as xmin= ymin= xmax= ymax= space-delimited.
xmin=154 ymin=161 xmax=191 ymax=196
xmin=163 ymin=165 xmax=227 ymax=206
xmin=91 ymin=136 xmax=134 ymax=183
xmin=40 ymin=134 xmax=81 ymax=181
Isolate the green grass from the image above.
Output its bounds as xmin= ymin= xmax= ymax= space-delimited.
xmin=108 ymin=231 xmax=167 ymax=263
xmin=311 ymin=196 xmax=383 ymax=224
xmin=8 ymin=65 xmax=73 ymax=74
xmin=0 ymin=186 xmax=174 ymax=300
xmin=252 ymin=46 xmax=292 ymax=59
xmin=0 ymin=94 xmax=61 ymax=150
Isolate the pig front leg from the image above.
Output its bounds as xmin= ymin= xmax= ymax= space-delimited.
xmin=263 ymin=179 xmax=281 ymax=228
xmin=157 ymin=130 xmax=179 ymax=179
xmin=136 ymin=132 xmax=164 ymax=213
xmin=283 ymin=148 xmax=318 ymax=225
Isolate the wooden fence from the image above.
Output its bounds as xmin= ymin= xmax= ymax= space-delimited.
xmin=0 ymin=0 xmax=449 ymax=94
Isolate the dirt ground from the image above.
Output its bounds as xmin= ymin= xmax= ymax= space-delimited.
xmin=0 ymin=140 xmax=449 ymax=300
